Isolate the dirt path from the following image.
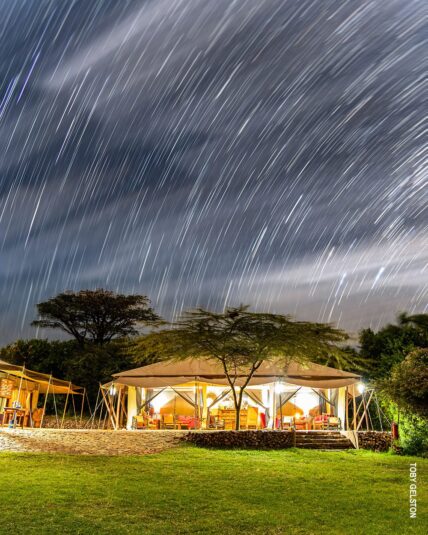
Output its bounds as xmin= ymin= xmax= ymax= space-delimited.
xmin=0 ymin=429 xmax=185 ymax=455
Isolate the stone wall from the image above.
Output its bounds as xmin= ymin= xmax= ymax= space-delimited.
xmin=357 ymin=431 xmax=392 ymax=452
xmin=185 ymin=430 xmax=295 ymax=449
xmin=0 ymin=429 xmax=183 ymax=455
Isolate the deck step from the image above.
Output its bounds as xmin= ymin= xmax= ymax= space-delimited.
xmin=295 ymin=432 xmax=354 ymax=450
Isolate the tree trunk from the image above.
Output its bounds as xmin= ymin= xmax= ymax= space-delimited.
xmin=220 ymin=360 xmax=263 ymax=431
xmin=226 ymin=383 xmax=242 ymax=431
xmin=234 ymin=388 xmax=245 ymax=430
xmin=234 ymin=397 xmax=242 ymax=430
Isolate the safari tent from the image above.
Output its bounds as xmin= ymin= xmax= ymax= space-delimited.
xmin=0 ymin=359 xmax=84 ymax=428
xmin=103 ymin=358 xmax=369 ymax=436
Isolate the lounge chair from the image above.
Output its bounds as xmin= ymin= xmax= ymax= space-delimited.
xmin=313 ymin=414 xmax=329 ymax=430
xmin=281 ymin=416 xmax=294 ymax=430
xmin=244 ymin=407 xmax=259 ymax=429
xmin=206 ymin=415 xmax=224 ymax=429
xmin=162 ymin=414 xmax=178 ymax=429
xmin=294 ymin=416 xmax=309 ymax=430
xmin=32 ymin=408 xmax=44 ymax=428
xmin=327 ymin=416 xmax=341 ymax=430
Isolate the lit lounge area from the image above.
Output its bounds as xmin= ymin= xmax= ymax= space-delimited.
xmin=0 ymin=359 xmax=83 ymax=428
xmin=105 ymin=358 xmax=363 ymax=433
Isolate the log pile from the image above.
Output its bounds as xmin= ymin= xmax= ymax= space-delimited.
xmin=357 ymin=431 xmax=392 ymax=452
xmin=41 ymin=415 xmax=91 ymax=429
xmin=185 ymin=430 xmax=295 ymax=449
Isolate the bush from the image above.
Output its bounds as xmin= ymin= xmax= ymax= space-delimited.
xmin=381 ymin=348 xmax=428 ymax=418
xmin=398 ymin=413 xmax=428 ymax=457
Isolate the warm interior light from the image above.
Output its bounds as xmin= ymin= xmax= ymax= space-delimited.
xmin=275 ymin=383 xmax=286 ymax=394
xmin=294 ymin=390 xmax=318 ymax=415
xmin=109 ymin=385 xmax=117 ymax=396
xmin=151 ymin=392 xmax=170 ymax=413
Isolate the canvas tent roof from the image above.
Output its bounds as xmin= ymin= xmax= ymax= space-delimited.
xmin=0 ymin=359 xmax=83 ymax=394
xmin=112 ymin=358 xmax=361 ymax=389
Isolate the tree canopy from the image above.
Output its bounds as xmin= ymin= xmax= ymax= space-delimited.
xmin=132 ymin=305 xmax=349 ymax=429
xmin=359 ymin=312 xmax=428 ymax=380
xmin=380 ymin=348 xmax=428 ymax=419
xmin=32 ymin=289 xmax=160 ymax=347
xmin=0 ymin=338 xmax=134 ymax=406
xmin=0 ymin=339 xmax=77 ymax=379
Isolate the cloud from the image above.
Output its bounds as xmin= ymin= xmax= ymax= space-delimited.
xmin=0 ymin=0 xmax=426 ymax=344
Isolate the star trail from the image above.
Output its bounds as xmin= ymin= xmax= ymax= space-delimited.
xmin=0 ymin=0 xmax=426 ymax=344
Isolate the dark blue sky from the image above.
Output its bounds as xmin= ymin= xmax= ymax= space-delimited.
xmin=0 ymin=0 xmax=426 ymax=344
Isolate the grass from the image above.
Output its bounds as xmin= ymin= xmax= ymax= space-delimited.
xmin=0 ymin=446 xmax=426 ymax=534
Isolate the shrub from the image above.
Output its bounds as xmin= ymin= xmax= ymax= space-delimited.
xmin=398 ymin=413 xmax=428 ymax=457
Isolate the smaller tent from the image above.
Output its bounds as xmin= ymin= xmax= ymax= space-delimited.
xmin=0 ymin=359 xmax=84 ymax=428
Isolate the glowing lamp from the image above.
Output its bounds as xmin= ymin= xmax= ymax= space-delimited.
xmin=357 ymin=383 xmax=366 ymax=394
xmin=151 ymin=392 xmax=169 ymax=413
xmin=275 ymin=383 xmax=287 ymax=394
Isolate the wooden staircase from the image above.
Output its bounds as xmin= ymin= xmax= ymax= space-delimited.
xmin=295 ymin=431 xmax=354 ymax=450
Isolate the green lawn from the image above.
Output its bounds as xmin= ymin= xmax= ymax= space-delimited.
xmin=0 ymin=447 xmax=426 ymax=535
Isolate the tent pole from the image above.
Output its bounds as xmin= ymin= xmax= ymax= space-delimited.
xmin=362 ymin=391 xmax=369 ymax=430
xmin=98 ymin=401 xmax=104 ymax=429
xmin=374 ymin=391 xmax=383 ymax=431
xmin=345 ymin=387 xmax=349 ymax=431
xmin=366 ymin=390 xmax=374 ymax=430
xmin=356 ymin=390 xmax=374 ymax=431
xmin=52 ymin=387 xmax=59 ymax=428
xmin=100 ymin=385 xmax=117 ymax=429
xmin=71 ymin=391 xmax=78 ymax=424
xmin=194 ymin=378 xmax=198 ymax=429
xmin=120 ymin=392 xmax=128 ymax=421
xmin=40 ymin=374 xmax=52 ymax=429
xmin=352 ymin=387 xmax=357 ymax=432
xmin=80 ymin=388 xmax=86 ymax=426
xmin=13 ymin=364 xmax=25 ymax=428
xmin=115 ymin=387 xmax=122 ymax=430
xmin=351 ymin=386 xmax=359 ymax=448
xmin=201 ymin=385 xmax=208 ymax=429
xmin=96 ymin=389 xmax=104 ymax=428
xmin=271 ymin=384 xmax=277 ymax=429
xmin=84 ymin=392 xmax=102 ymax=429
xmin=61 ymin=381 xmax=72 ymax=428
xmin=85 ymin=389 xmax=93 ymax=418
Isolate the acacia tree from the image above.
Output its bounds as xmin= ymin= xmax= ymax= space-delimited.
xmin=32 ymin=289 xmax=160 ymax=347
xmin=133 ymin=305 xmax=348 ymax=429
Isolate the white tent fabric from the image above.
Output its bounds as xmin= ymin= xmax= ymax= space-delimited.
xmin=112 ymin=358 xmax=361 ymax=389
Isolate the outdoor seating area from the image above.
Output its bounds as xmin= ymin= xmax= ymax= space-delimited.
xmin=0 ymin=359 xmax=83 ymax=429
xmin=98 ymin=357 xmax=362 ymax=435
xmin=131 ymin=408 xmax=341 ymax=431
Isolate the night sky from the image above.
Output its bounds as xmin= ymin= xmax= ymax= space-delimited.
xmin=0 ymin=0 xmax=426 ymax=344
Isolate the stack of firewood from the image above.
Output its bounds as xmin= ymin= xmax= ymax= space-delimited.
xmin=358 ymin=431 xmax=392 ymax=452
xmin=41 ymin=415 xmax=91 ymax=429
xmin=185 ymin=430 xmax=295 ymax=449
